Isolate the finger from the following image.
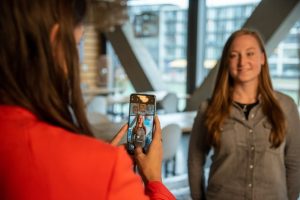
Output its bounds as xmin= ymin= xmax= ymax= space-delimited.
xmin=152 ymin=116 xmax=162 ymax=142
xmin=134 ymin=146 xmax=144 ymax=157
xmin=110 ymin=124 xmax=128 ymax=146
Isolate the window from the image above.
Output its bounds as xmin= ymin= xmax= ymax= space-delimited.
xmin=207 ymin=9 xmax=217 ymax=19
xmin=108 ymin=1 xmax=189 ymax=103
xmin=270 ymin=21 xmax=300 ymax=104
xmin=201 ymin=1 xmax=260 ymax=85
xmin=134 ymin=12 xmax=159 ymax=37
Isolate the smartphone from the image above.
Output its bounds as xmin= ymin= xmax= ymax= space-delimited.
xmin=127 ymin=93 xmax=156 ymax=154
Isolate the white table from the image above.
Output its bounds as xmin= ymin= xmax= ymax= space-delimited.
xmin=82 ymin=87 xmax=119 ymax=107
xmin=158 ymin=111 xmax=197 ymax=133
xmin=90 ymin=110 xmax=197 ymax=143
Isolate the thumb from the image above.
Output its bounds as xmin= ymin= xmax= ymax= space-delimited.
xmin=152 ymin=116 xmax=162 ymax=144
xmin=134 ymin=146 xmax=144 ymax=157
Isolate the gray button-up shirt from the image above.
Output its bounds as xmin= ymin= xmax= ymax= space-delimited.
xmin=188 ymin=92 xmax=300 ymax=200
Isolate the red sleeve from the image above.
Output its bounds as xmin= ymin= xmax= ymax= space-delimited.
xmin=146 ymin=181 xmax=176 ymax=200
xmin=107 ymin=147 xmax=175 ymax=200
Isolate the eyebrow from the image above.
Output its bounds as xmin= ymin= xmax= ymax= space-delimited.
xmin=230 ymin=47 xmax=256 ymax=53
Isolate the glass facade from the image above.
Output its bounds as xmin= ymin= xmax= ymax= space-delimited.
xmin=202 ymin=3 xmax=259 ymax=75
xmin=128 ymin=4 xmax=188 ymax=95
xmin=203 ymin=1 xmax=300 ymax=104
xmin=270 ymin=21 xmax=300 ymax=104
xmin=107 ymin=0 xmax=300 ymax=106
xmin=107 ymin=2 xmax=188 ymax=98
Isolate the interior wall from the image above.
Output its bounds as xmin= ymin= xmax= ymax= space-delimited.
xmin=80 ymin=25 xmax=100 ymax=89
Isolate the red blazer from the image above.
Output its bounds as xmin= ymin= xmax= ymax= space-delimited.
xmin=0 ymin=106 xmax=175 ymax=200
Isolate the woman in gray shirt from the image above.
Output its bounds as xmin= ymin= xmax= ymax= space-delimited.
xmin=133 ymin=114 xmax=147 ymax=148
xmin=188 ymin=29 xmax=300 ymax=200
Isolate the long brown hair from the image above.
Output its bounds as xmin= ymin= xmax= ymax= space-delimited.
xmin=0 ymin=0 xmax=93 ymax=136
xmin=205 ymin=29 xmax=285 ymax=149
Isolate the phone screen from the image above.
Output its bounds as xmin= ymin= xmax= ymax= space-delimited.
xmin=127 ymin=93 xmax=156 ymax=154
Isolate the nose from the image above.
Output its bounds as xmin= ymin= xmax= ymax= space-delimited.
xmin=238 ymin=55 xmax=246 ymax=67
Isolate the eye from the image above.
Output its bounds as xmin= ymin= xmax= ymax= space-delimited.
xmin=229 ymin=53 xmax=238 ymax=59
xmin=247 ymin=51 xmax=254 ymax=57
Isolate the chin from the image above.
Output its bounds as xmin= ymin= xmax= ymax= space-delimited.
xmin=236 ymin=77 xmax=259 ymax=84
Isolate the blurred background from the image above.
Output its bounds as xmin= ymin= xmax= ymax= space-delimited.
xmin=80 ymin=1 xmax=300 ymax=199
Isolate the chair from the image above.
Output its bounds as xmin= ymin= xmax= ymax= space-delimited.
xmin=162 ymin=123 xmax=182 ymax=177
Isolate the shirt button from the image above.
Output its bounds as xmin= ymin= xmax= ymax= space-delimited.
xmin=249 ymin=165 xmax=254 ymax=169
xmin=251 ymin=146 xmax=255 ymax=151
xmin=249 ymin=129 xmax=253 ymax=133
xmin=251 ymin=114 xmax=255 ymax=118
xmin=248 ymin=183 xmax=252 ymax=188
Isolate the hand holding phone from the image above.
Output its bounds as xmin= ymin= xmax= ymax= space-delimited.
xmin=134 ymin=116 xmax=163 ymax=183
xmin=127 ymin=93 xmax=156 ymax=154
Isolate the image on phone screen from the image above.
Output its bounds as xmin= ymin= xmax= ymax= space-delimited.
xmin=127 ymin=94 xmax=156 ymax=154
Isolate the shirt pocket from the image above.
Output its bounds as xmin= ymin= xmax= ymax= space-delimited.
xmin=261 ymin=121 xmax=283 ymax=155
xmin=230 ymin=122 xmax=248 ymax=148
xmin=219 ymin=121 xmax=237 ymax=152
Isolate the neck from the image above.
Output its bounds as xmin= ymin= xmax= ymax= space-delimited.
xmin=232 ymin=83 xmax=258 ymax=104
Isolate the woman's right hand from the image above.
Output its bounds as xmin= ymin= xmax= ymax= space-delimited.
xmin=134 ymin=116 xmax=163 ymax=183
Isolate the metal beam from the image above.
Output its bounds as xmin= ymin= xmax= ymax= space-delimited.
xmin=244 ymin=0 xmax=300 ymax=54
xmin=186 ymin=0 xmax=300 ymax=111
xmin=186 ymin=0 xmax=207 ymax=94
xmin=105 ymin=22 xmax=166 ymax=92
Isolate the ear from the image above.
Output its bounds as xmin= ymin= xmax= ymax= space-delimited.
xmin=49 ymin=24 xmax=68 ymax=74
xmin=50 ymin=24 xmax=60 ymax=45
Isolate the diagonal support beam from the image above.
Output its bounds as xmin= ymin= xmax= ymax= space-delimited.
xmin=244 ymin=0 xmax=300 ymax=54
xmin=186 ymin=0 xmax=300 ymax=111
xmin=105 ymin=22 xmax=166 ymax=92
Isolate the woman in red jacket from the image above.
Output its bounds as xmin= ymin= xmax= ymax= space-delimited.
xmin=0 ymin=0 xmax=175 ymax=199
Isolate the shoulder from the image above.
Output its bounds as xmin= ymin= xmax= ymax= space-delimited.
xmin=31 ymin=121 xmax=118 ymax=160
xmin=0 ymin=107 xmax=132 ymax=196
xmin=191 ymin=100 xmax=209 ymax=123
xmin=192 ymin=100 xmax=209 ymax=128
xmin=31 ymin=122 xmax=135 ymax=190
xmin=197 ymin=99 xmax=209 ymax=114
xmin=12 ymin=112 xmax=122 ymax=173
xmin=274 ymin=91 xmax=298 ymax=113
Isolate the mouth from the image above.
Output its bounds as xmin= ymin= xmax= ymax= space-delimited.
xmin=237 ymin=68 xmax=250 ymax=72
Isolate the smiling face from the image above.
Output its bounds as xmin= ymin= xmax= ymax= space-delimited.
xmin=137 ymin=115 xmax=144 ymax=125
xmin=228 ymin=34 xmax=266 ymax=86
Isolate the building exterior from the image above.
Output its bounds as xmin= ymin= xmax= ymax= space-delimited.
xmin=128 ymin=5 xmax=187 ymax=74
xmin=116 ymin=1 xmax=299 ymax=102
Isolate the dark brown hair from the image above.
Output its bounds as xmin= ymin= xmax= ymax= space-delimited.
xmin=205 ymin=29 xmax=286 ymax=149
xmin=0 ymin=0 xmax=93 ymax=136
